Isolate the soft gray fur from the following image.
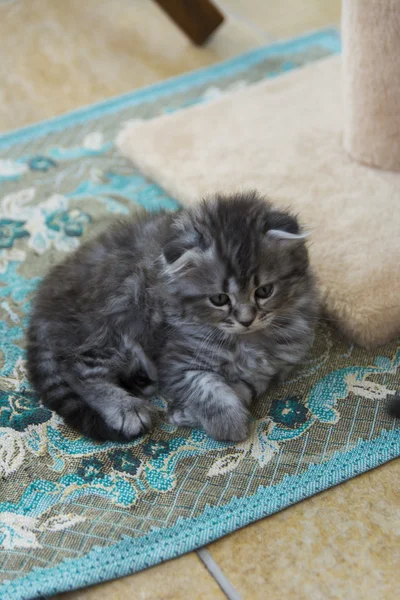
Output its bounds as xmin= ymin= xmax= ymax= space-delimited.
xmin=27 ymin=192 xmax=318 ymax=442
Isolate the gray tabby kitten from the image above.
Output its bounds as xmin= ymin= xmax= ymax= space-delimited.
xmin=27 ymin=192 xmax=318 ymax=442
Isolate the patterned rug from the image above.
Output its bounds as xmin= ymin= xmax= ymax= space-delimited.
xmin=0 ymin=29 xmax=399 ymax=599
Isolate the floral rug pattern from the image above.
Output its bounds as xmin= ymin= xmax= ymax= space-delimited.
xmin=0 ymin=30 xmax=399 ymax=600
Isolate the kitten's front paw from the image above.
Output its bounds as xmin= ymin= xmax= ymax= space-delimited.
xmin=124 ymin=403 xmax=155 ymax=439
xmin=107 ymin=400 xmax=155 ymax=441
xmin=203 ymin=406 xmax=250 ymax=442
xmin=230 ymin=381 xmax=254 ymax=406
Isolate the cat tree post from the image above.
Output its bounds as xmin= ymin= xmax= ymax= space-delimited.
xmin=342 ymin=0 xmax=400 ymax=171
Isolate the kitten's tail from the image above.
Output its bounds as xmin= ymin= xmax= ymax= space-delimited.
xmin=27 ymin=341 xmax=118 ymax=440
xmin=47 ymin=389 xmax=121 ymax=441
xmin=41 ymin=382 xmax=121 ymax=441
xmin=387 ymin=395 xmax=400 ymax=419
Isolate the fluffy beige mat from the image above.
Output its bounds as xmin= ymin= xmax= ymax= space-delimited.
xmin=117 ymin=56 xmax=400 ymax=348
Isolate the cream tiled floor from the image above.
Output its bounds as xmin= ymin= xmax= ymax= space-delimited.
xmin=2 ymin=1 xmax=399 ymax=599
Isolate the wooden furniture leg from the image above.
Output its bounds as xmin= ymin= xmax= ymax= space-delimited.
xmin=154 ymin=0 xmax=224 ymax=46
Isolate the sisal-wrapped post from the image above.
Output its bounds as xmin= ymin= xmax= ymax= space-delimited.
xmin=342 ymin=0 xmax=400 ymax=171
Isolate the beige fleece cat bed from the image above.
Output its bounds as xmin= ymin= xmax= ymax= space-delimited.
xmin=118 ymin=2 xmax=400 ymax=348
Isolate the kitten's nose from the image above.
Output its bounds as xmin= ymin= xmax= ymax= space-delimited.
xmin=239 ymin=317 xmax=254 ymax=328
xmin=235 ymin=306 xmax=256 ymax=328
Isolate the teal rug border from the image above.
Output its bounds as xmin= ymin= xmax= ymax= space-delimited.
xmin=0 ymin=28 xmax=340 ymax=150
xmin=2 ymin=429 xmax=399 ymax=599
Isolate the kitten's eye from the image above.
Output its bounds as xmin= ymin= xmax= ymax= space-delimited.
xmin=255 ymin=284 xmax=274 ymax=299
xmin=209 ymin=293 xmax=230 ymax=307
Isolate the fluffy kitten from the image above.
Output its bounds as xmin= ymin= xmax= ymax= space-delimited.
xmin=27 ymin=192 xmax=318 ymax=442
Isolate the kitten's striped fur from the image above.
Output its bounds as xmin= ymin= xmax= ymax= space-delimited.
xmin=27 ymin=192 xmax=318 ymax=442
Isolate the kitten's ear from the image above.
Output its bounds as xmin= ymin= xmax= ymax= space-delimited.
xmin=267 ymin=229 xmax=310 ymax=242
xmin=163 ymin=239 xmax=197 ymax=264
xmin=267 ymin=211 xmax=300 ymax=234
xmin=163 ymin=228 xmax=207 ymax=266
xmin=266 ymin=211 xmax=309 ymax=243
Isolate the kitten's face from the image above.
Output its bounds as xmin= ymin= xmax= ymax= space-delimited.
xmin=200 ymin=274 xmax=283 ymax=335
xmin=162 ymin=195 xmax=312 ymax=335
